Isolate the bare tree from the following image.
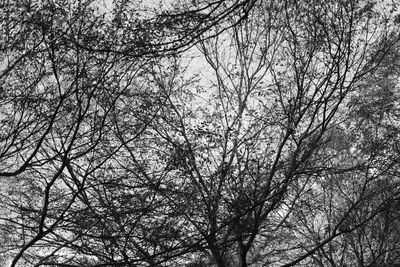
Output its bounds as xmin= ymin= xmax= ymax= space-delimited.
xmin=292 ymin=38 xmax=400 ymax=267
xmin=1 ymin=0 xmax=400 ymax=266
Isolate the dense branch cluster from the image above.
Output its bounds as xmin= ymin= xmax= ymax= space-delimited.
xmin=1 ymin=0 xmax=400 ymax=266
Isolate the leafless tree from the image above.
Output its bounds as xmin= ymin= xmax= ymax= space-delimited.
xmin=1 ymin=0 xmax=400 ymax=266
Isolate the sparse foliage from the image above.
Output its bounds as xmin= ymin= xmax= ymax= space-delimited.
xmin=1 ymin=0 xmax=400 ymax=266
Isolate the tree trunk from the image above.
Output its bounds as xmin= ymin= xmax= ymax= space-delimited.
xmin=238 ymin=253 xmax=247 ymax=267
xmin=237 ymin=243 xmax=248 ymax=267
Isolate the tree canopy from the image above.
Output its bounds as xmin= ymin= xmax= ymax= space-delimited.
xmin=1 ymin=0 xmax=400 ymax=266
